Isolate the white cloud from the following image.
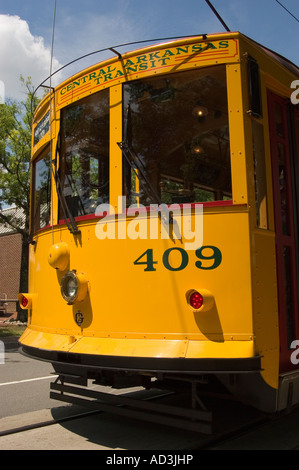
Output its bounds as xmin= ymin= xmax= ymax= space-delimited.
xmin=52 ymin=10 xmax=143 ymax=79
xmin=0 ymin=9 xmax=159 ymax=103
xmin=0 ymin=14 xmax=62 ymax=101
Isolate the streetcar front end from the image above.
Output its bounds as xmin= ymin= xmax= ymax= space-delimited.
xmin=19 ymin=33 xmax=290 ymax=426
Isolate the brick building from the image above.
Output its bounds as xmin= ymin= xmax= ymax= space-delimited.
xmin=0 ymin=207 xmax=24 ymax=314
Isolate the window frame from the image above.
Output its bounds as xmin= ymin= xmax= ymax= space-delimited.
xmin=58 ymin=88 xmax=110 ymax=223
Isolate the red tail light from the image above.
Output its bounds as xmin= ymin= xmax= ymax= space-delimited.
xmin=21 ymin=295 xmax=29 ymax=308
xmin=189 ymin=291 xmax=203 ymax=309
xmin=18 ymin=293 xmax=33 ymax=309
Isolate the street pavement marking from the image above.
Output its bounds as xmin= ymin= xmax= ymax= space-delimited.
xmin=0 ymin=375 xmax=57 ymax=386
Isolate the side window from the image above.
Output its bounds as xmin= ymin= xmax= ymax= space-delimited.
xmin=252 ymin=119 xmax=268 ymax=229
xmin=59 ymin=89 xmax=109 ymax=219
xmin=123 ymin=66 xmax=231 ymax=207
xmin=32 ymin=148 xmax=51 ymax=233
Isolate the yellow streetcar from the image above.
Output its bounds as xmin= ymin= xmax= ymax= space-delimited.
xmin=19 ymin=31 xmax=299 ymax=432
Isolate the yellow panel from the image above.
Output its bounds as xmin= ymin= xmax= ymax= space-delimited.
xmin=251 ymin=230 xmax=280 ymax=389
xmin=20 ymin=328 xmax=72 ymax=351
xmin=25 ymin=205 xmax=254 ymax=364
xmin=70 ymin=336 xmax=187 ymax=358
xmin=186 ymin=339 xmax=254 ymax=359
xmin=109 ymin=85 xmax=123 ymax=211
xmin=20 ymin=327 xmax=255 ymax=360
xmin=226 ymin=63 xmax=248 ymax=205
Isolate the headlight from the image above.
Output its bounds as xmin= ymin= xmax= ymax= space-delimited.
xmin=60 ymin=270 xmax=89 ymax=305
xmin=48 ymin=242 xmax=70 ymax=271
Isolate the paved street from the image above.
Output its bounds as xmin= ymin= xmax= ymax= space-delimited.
xmin=0 ymin=347 xmax=201 ymax=450
xmin=0 ymin=346 xmax=58 ymax=419
xmin=2 ymin=345 xmax=299 ymax=450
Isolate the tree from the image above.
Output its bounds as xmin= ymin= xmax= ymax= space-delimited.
xmin=0 ymin=77 xmax=40 ymax=321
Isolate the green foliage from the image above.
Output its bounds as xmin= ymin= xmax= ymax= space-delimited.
xmin=0 ymin=76 xmax=40 ymax=235
xmin=0 ymin=325 xmax=27 ymax=337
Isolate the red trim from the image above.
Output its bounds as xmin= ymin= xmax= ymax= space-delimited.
xmin=200 ymin=199 xmax=233 ymax=207
xmin=33 ymin=224 xmax=52 ymax=235
xmin=58 ymin=213 xmax=99 ymax=224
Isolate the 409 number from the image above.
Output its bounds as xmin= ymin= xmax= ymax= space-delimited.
xmin=133 ymin=246 xmax=222 ymax=272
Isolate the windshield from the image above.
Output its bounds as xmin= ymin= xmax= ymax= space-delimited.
xmin=123 ymin=66 xmax=231 ymax=206
xmin=59 ymin=89 xmax=109 ymax=219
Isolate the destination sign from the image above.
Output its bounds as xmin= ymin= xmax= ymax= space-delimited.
xmin=56 ymin=39 xmax=238 ymax=108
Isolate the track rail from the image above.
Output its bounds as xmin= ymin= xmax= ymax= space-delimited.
xmin=0 ymin=405 xmax=269 ymax=449
xmin=0 ymin=409 xmax=100 ymax=437
xmin=0 ymin=388 xmax=176 ymax=438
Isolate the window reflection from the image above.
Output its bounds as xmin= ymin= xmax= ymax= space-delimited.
xmin=252 ymin=120 xmax=268 ymax=229
xmin=123 ymin=66 xmax=232 ymax=206
xmin=284 ymin=246 xmax=295 ymax=345
xmin=32 ymin=151 xmax=51 ymax=232
xmin=59 ymin=89 xmax=109 ymax=218
xmin=275 ymin=102 xmax=284 ymax=137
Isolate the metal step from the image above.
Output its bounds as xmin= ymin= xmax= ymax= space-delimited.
xmin=50 ymin=377 xmax=212 ymax=434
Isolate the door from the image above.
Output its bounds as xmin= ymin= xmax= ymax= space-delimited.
xmin=267 ymin=91 xmax=299 ymax=372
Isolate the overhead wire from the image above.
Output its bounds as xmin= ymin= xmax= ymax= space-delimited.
xmin=33 ymin=33 xmax=209 ymax=97
xmin=33 ymin=0 xmax=231 ymax=97
xmin=274 ymin=0 xmax=299 ymax=23
xmin=204 ymin=0 xmax=230 ymax=31
xmin=49 ymin=0 xmax=57 ymax=83
xmin=49 ymin=0 xmax=57 ymax=244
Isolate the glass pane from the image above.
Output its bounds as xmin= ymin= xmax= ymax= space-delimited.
xmin=123 ymin=66 xmax=231 ymax=206
xmin=59 ymin=89 xmax=109 ymax=218
xmin=32 ymin=151 xmax=51 ymax=232
xmin=277 ymin=142 xmax=290 ymax=235
xmin=275 ymin=102 xmax=284 ymax=137
xmin=252 ymin=120 xmax=268 ymax=228
xmin=284 ymin=246 xmax=295 ymax=346
xmin=296 ymin=115 xmax=299 ymax=145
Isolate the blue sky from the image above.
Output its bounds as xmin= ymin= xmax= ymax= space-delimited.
xmin=0 ymin=0 xmax=298 ymax=100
